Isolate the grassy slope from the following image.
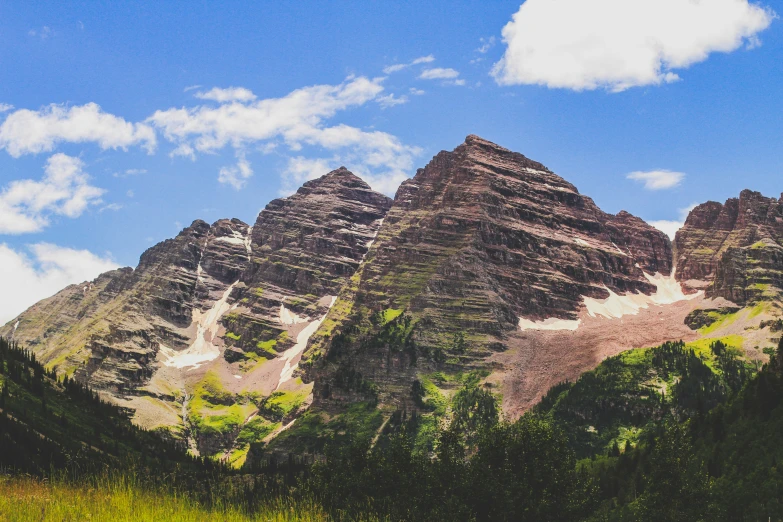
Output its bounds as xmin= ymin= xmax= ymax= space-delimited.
xmin=0 ymin=337 xmax=212 ymax=477
xmin=535 ymin=337 xmax=753 ymax=458
xmin=0 ymin=475 xmax=346 ymax=522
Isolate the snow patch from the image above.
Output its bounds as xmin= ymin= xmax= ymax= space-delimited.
xmin=279 ymin=303 xmax=309 ymax=325
xmin=583 ymin=271 xmax=701 ymax=320
xmin=611 ymin=242 xmax=628 ymax=256
xmin=244 ymin=226 xmax=253 ymax=255
xmin=573 ymin=238 xmax=589 ymax=247
xmin=275 ymin=295 xmax=336 ymax=390
xmin=159 ymin=281 xmax=238 ymax=369
xmin=11 ymin=320 xmax=19 ymax=339
xmin=519 ymin=269 xmax=701 ymax=331
xmin=216 ymin=235 xmax=245 ymax=246
xmin=362 ymin=219 xmax=384 ymax=258
xmin=233 ymin=375 xmax=242 ymax=380
xmin=519 ymin=317 xmax=581 ymax=331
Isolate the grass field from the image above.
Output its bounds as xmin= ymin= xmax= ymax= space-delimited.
xmin=0 ymin=474 xmax=373 ymax=522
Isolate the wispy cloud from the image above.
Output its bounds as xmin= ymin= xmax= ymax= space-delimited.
xmin=627 ymin=169 xmax=685 ymax=190
xmin=112 ymin=168 xmax=147 ymax=178
xmin=377 ymin=93 xmax=409 ymax=109
xmin=194 ymin=86 xmax=257 ymax=103
xmin=382 ymin=54 xmax=435 ymax=74
xmin=419 ymin=67 xmax=460 ymax=80
xmin=28 ymin=26 xmax=53 ymax=39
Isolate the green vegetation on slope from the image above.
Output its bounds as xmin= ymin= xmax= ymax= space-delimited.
xmin=0 ymin=474 xmax=367 ymax=522
xmin=535 ymin=339 xmax=752 ymax=458
xmin=0 ymin=336 xmax=216 ymax=476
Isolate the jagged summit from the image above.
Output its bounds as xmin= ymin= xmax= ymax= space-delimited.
xmin=297 ymin=166 xmax=373 ymax=194
xmin=675 ymin=188 xmax=783 ymax=303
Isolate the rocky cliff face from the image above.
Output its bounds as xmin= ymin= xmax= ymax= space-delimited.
xmin=0 ymin=168 xmax=391 ymax=461
xmin=675 ymin=190 xmax=783 ymax=303
xmin=301 ymin=135 xmax=675 ymax=417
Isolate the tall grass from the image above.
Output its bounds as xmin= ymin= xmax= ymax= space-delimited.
xmin=0 ymin=473 xmax=360 ymax=521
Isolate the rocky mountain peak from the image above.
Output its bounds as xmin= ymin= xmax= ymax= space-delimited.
xmin=304 ymin=136 xmax=674 ymax=421
xmin=299 ymin=166 xmax=371 ymax=192
xmin=675 ymin=189 xmax=783 ymax=303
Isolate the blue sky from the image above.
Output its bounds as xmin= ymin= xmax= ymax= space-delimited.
xmin=0 ymin=0 xmax=780 ymax=322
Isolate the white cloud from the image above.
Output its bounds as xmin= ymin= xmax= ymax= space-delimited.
xmin=0 ymin=104 xmax=13 ymax=113
xmin=409 ymin=88 xmax=425 ymax=96
xmin=28 ymin=26 xmax=52 ymax=39
xmin=0 ymin=154 xmax=105 ymax=234
xmin=627 ymin=169 xmax=685 ymax=190
xmin=377 ymin=93 xmax=409 ymax=109
xmin=183 ymin=85 xmax=202 ymax=92
xmin=648 ymin=203 xmax=699 ymax=239
xmin=149 ymin=76 xmax=419 ymax=191
xmin=382 ymin=54 xmax=436 ymax=74
xmin=112 ymin=168 xmax=147 ymax=178
xmin=648 ymin=220 xmax=683 ymax=240
xmin=126 ymin=190 xmax=134 ymax=198
xmin=419 ymin=68 xmax=460 ymax=80
xmin=281 ymin=156 xmax=338 ymax=195
xmin=218 ymin=155 xmax=253 ymax=190
xmin=282 ymin=153 xmax=409 ymax=197
xmin=492 ymin=0 xmax=775 ymax=91
xmin=476 ymin=36 xmax=496 ymax=54
xmin=194 ymin=86 xmax=257 ymax=103
xmin=0 ymin=242 xmax=119 ymax=324
xmin=0 ymin=103 xmax=156 ymax=157
xmin=99 ymin=203 xmax=123 ymax=212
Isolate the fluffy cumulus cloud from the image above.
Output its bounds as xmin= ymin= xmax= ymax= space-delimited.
xmin=492 ymin=0 xmax=776 ymax=91
xmin=627 ymin=169 xmax=685 ymax=190
xmin=0 ymin=242 xmax=119 ymax=324
xmin=0 ymin=103 xmax=156 ymax=157
xmin=148 ymin=76 xmax=420 ymax=194
xmin=0 ymin=153 xmax=105 ymax=234
xmin=0 ymin=77 xmax=419 ymax=196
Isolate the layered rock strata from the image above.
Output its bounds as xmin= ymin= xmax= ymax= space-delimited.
xmin=0 ymin=168 xmax=391 ymax=458
xmin=675 ymin=190 xmax=783 ymax=303
xmin=304 ymin=135 xmax=675 ymax=414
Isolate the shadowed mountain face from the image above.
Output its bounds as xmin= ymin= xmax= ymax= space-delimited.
xmin=675 ymin=190 xmax=783 ymax=303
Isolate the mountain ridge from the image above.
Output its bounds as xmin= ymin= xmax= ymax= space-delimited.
xmin=2 ymin=135 xmax=781 ymax=462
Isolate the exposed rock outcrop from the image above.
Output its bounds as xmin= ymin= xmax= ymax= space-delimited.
xmin=675 ymin=190 xmax=783 ymax=303
xmin=304 ymin=135 xmax=675 ymax=414
xmin=0 ymin=168 xmax=392 ymax=459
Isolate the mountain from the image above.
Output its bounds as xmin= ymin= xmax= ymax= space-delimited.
xmin=276 ymin=136 xmax=767 ymax=453
xmin=2 ymin=136 xmax=781 ymax=462
xmin=0 ymin=168 xmax=391 ymax=462
xmin=675 ymin=189 xmax=783 ymax=303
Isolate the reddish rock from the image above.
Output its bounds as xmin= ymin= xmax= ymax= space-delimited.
xmin=675 ymin=189 xmax=783 ymax=303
